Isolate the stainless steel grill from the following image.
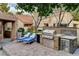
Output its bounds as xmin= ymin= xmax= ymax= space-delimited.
xmin=42 ymin=29 xmax=55 ymax=39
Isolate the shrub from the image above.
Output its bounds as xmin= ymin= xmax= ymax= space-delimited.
xmin=17 ymin=28 xmax=25 ymax=36
xmin=17 ymin=28 xmax=24 ymax=32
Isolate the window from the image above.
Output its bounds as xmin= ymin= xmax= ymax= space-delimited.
xmin=24 ymin=24 xmax=32 ymax=27
xmin=44 ymin=23 xmax=48 ymax=27
xmin=24 ymin=24 xmax=28 ymax=26
xmin=73 ymin=24 xmax=77 ymax=28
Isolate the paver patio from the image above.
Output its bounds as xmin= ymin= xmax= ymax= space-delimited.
xmin=0 ymin=38 xmax=12 ymax=56
xmin=2 ymin=40 xmax=79 ymax=56
xmin=0 ymin=50 xmax=7 ymax=56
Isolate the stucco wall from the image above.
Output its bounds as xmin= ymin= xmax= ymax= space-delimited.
xmin=72 ymin=21 xmax=79 ymax=28
xmin=39 ymin=12 xmax=73 ymax=27
xmin=16 ymin=19 xmax=32 ymax=32
xmin=0 ymin=22 xmax=3 ymax=41
xmin=16 ymin=19 xmax=24 ymax=30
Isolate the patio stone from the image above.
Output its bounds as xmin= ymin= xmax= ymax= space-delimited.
xmin=0 ymin=38 xmax=13 ymax=56
xmin=0 ymin=50 xmax=7 ymax=56
xmin=3 ymin=40 xmax=79 ymax=56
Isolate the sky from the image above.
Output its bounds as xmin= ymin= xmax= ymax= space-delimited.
xmin=8 ymin=3 xmax=30 ymax=15
xmin=8 ymin=3 xmax=16 ymax=7
xmin=8 ymin=3 xmax=17 ymax=13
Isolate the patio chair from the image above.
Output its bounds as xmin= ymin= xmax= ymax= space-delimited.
xmin=17 ymin=32 xmax=32 ymax=42
xmin=22 ymin=33 xmax=37 ymax=43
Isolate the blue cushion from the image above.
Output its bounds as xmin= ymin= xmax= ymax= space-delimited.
xmin=22 ymin=33 xmax=36 ymax=43
xmin=17 ymin=32 xmax=32 ymax=42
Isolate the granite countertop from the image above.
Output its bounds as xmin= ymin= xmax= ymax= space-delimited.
xmin=54 ymin=34 xmax=77 ymax=40
xmin=61 ymin=35 xmax=77 ymax=40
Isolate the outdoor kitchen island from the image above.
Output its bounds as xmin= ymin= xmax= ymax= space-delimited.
xmin=42 ymin=29 xmax=55 ymax=49
xmin=54 ymin=34 xmax=77 ymax=54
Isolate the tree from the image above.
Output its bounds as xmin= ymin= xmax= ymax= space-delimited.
xmin=17 ymin=3 xmax=79 ymax=31
xmin=0 ymin=3 xmax=10 ymax=12
xmin=72 ymin=13 xmax=79 ymax=21
xmin=51 ymin=3 xmax=79 ymax=27
xmin=72 ymin=8 xmax=79 ymax=21
xmin=17 ymin=3 xmax=54 ymax=32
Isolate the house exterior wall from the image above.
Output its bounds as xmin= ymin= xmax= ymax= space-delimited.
xmin=39 ymin=19 xmax=48 ymax=27
xmin=72 ymin=21 xmax=79 ymax=28
xmin=39 ymin=12 xmax=73 ymax=27
xmin=16 ymin=19 xmax=24 ymax=30
xmin=77 ymin=25 xmax=79 ymax=28
xmin=16 ymin=19 xmax=33 ymax=32
xmin=0 ymin=21 xmax=16 ymax=41
xmin=11 ymin=21 xmax=17 ymax=40
xmin=16 ymin=12 xmax=38 ymax=31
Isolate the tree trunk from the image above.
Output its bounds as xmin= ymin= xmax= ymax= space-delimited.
xmin=31 ymin=14 xmax=42 ymax=33
xmin=53 ymin=10 xmax=66 ymax=27
xmin=31 ymin=14 xmax=37 ymax=32
xmin=67 ymin=11 xmax=74 ymax=27
xmin=60 ymin=11 xmax=65 ymax=24
xmin=57 ymin=7 xmax=63 ymax=27
xmin=67 ymin=19 xmax=73 ymax=26
xmin=53 ymin=13 xmax=59 ymax=27
xmin=37 ymin=16 xmax=42 ymax=28
xmin=58 ymin=10 xmax=62 ymax=26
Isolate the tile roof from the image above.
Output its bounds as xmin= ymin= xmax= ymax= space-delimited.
xmin=16 ymin=15 xmax=33 ymax=24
